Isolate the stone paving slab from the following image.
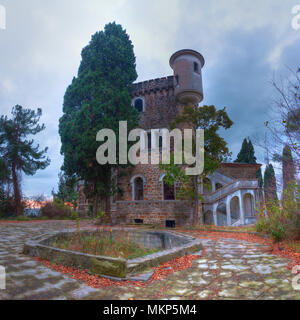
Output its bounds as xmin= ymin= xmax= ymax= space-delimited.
xmin=0 ymin=221 xmax=299 ymax=300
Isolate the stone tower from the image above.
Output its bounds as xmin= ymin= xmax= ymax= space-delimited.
xmin=169 ymin=49 xmax=205 ymax=106
xmin=111 ymin=49 xmax=206 ymax=226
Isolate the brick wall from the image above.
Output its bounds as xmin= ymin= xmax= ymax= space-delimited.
xmin=217 ymin=163 xmax=262 ymax=180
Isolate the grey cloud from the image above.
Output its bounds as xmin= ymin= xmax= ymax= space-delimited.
xmin=0 ymin=0 xmax=299 ymax=196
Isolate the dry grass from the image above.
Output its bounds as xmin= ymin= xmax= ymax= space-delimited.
xmin=50 ymin=230 xmax=159 ymax=259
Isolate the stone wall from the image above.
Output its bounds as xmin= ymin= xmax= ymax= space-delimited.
xmin=113 ymin=200 xmax=193 ymax=226
xmin=131 ymin=76 xmax=183 ymax=130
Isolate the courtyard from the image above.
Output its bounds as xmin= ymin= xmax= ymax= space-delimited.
xmin=0 ymin=220 xmax=299 ymax=300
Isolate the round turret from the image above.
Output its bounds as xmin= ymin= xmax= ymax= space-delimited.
xmin=169 ymin=49 xmax=205 ymax=105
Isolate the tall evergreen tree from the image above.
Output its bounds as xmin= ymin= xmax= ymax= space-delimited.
xmin=282 ymin=145 xmax=295 ymax=191
xmin=264 ymin=163 xmax=278 ymax=202
xmin=0 ymin=105 xmax=50 ymax=215
xmin=235 ymin=138 xmax=263 ymax=187
xmin=59 ymin=22 xmax=139 ymax=218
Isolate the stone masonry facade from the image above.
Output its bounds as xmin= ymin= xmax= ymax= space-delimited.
xmin=78 ymin=49 xmax=263 ymax=227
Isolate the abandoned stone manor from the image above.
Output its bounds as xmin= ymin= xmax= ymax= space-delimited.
xmin=77 ymin=49 xmax=263 ymax=227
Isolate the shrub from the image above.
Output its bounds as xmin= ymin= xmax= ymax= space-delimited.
xmin=70 ymin=211 xmax=79 ymax=220
xmin=256 ymin=183 xmax=300 ymax=242
xmin=0 ymin=198 xmax=16 ymax=218
xmin=40 ymin=199 xmax=77 ymax=220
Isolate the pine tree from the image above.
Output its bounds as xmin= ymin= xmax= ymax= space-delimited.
xmin=0 ymin=105 xmax=50 ymax=215
xmin=59 ymin=22 xmax=139 ymax=218
xmin=235 ymin=138 xmax=256 ymax=163
xmin=264 ymin=164 xmax=278 ymax=202
xmin=235 ymin=138 xmax=263 ymax=187
xmin=282 ymin=145 xmax=295 ymax=191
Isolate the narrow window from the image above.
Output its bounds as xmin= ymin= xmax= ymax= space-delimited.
xmin=134 ymin=98 xmax=144 ymax=112
xmin=163 ymin=178 xmax=175 ymax=200
xmin=194 ymin=62 xmax=199 ymax=73
xmin=175 ymin=75 xmax=179 ymax=86
xmin=159 ymin=136 xmax=163 ymax=151
xmin=134 ymin=177 xmax=144 ymax=200
xmin=147 ymin=132 xmax=152 ymax=151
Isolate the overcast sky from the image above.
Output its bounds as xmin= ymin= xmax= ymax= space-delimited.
xmin=0 ymin=0 xmax=299 ymax=198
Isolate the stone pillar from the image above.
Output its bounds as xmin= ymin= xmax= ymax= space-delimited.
xmin=239 ymin=190 xmax=245 ymax=224
xmin=213 ymin=204 xmax=218 ymax=226
xmin=226 ymin=197 xmax=231 ymax=226
xmin=212 ymin=181 xmax=216 ymax=193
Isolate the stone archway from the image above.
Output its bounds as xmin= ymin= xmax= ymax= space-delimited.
xmin=216 ymin=203 xmax=227 ymax=226
xmin=230 ymin=196 xmax=240 ymax=224
xmin=204 ymin=210 xmax=214 ymax=225
xmin=244 ymin=193 xmax=255 ymax=217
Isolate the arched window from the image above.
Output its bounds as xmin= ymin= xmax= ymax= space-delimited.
xmin=134 ymin=98 xmax=144 ymax=112
xmin=163 ymin=178 xmax=175 ymax=200
xmin=133 ymin=177 xmax=144 ymax=200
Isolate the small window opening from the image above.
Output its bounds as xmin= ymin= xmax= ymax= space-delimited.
xmin=134 ymin=98 xmax=144 ymax=112
xmin=163 ymin=178 xmax=175 ymax=200
xmin=159 ymin=136 xmax=163 ymax=151
xmin=194 ymin=62 xmax=199 ymax=73
xmin=166 ymin=220 xmax=176 ymax=228
xmin=134 ymin=177 xmax=144 ymax=200
xmin=147 ymin=132 xmax=152 ymax=151
xmin=134 ymin=219 xmax=143 ymax=224
xmin=175 ymin=75 xmax=179 ymax=86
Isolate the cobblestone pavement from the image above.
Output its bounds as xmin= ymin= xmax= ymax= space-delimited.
xmin=0 ymin=221 xmax=299 ymax=300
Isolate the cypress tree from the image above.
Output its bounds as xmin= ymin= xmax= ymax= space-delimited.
xmin=264 ymin=164 xmax=278 ymax=202
xmin=282 ymin=145 xmax=295 ymax=191
xmin=59 ymin=22 xmax=139 ymax=218
xmin=235 ymin=138 xmax=263 ymax=187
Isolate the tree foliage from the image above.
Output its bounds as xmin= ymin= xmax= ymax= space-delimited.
xmin=234 ymin=137 xmax=263 ymax=187
xmin=264 ymin=163 xmax=278 ymax=202
xmin=160 ymin=105 xmax=233 ymax=225
xmin=52 ymin=172 xmax=79 ymax=209
xmin=264 ymin=68 xmax=300 ymax=173
xmin=59 ymin=22 xmax=139 ymax=218
xmin=282 ymin=144 xmax=295 ymax=192
xmin=0 ymin=105 xmax=50 ymax=215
